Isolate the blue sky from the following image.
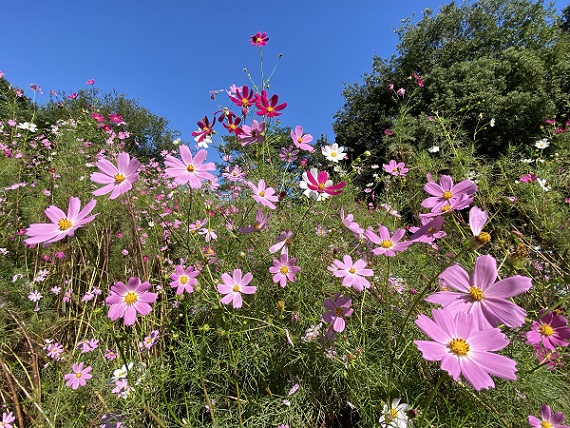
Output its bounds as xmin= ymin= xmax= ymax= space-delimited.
xmin=1 ymin=1 xmax=567 ymax=150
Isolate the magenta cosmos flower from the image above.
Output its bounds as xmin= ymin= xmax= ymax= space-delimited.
xmin=290 ymin=125 xmax=315 ymax=152
xmin=365 ymin=226 xmax=411 ymax=257
xmin=24 ymin=197 xmax=97 ymax=246
xmin=526 ymin=311 xmax=570 ymax=350
xmin=322 ymin=294 xmax=354 ymax=333
xmin=164 ymin=146 xmax=216 ymax=188
xmin=269 ymin=252 xmax=301 ymax=288
xmin=383 ymin=160 xmax=409 ymax=176
xmin=248 ymin=179 xmax=279 ymax=209
xmin=529 ymin=405 xmax=570 ymax=428
xmin=250 ymin=31 xmax=269 ymax=47
xmin=330 ymin=255 xmax=374 ymax=292
xmin=415 ymin=308 xmax=517 ymax=391
xmin=421 ymin=174 xmax=477 ymax=213
xmin=300 ymin=168 xmax=346 ymax=200
xmin=106 ymin=277 xmax=158 ymax=326
xmin=63 ymin=362 xmax=92 ymax=390
xmin=426 ymin=254 xmax=532 ymax=329
xmin=255 ymin=90 xmax=287 ymax=118
xmin=170 ymin=265 xmax=200 ymax=295
xmin=90 ymin=152 xmax=141 ymax=199
xmin=217 ymin=269 xmax=256 ymax=309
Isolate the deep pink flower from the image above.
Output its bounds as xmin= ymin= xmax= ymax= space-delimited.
xmin=90 ymin=152 xmax=141 ymax=199
xmin=300 ymin=168 xmax=346 ymax=200
xmin=290 ymin=126 xmax=315 ymax=152
xmin=330 ymin=255 xmax=373 ymax=292
xmin=340 ymin=208 xmax=364 ymax=236
xmin=67 ymin=93 xmax=78 ymax=99
xmin=415 ymin=308 xmax=517 ymax=391
xmin=169 ymin=265 xmax=199 ymax=295
xmin=269 ymin=252 xmax=301 ymax=288
xmin=229 ymin=85 xmax=257 ymax=114
xmin=365 ymin=226 xmax=411 ymax=256
xmin=63 ymin=362 xmax=92 ymax=389
xmin=414 ymin=72 xmax=424 ymax=87
xmin=24 ymin=197 xmax=97 ymax=246
xmin=421 ymin=174 xmax=477 ymax=213
xmin=248 ymin=179 xmax=279 ymax=209
xmin=528 ymin=405 xmax=570 ymax=428
xmin=222 ymin=112 xmax=242 ymax=135
xmin=426 ymin=255 xmax=531 ymax=329
xmin=164 ymin=146 xmax=216 ymax=188
xmin=86 ymin=79 xmax=95 ymax=85
xmin=409 ymin=215 xmax=446 ymax=244
xmin=191 ymin=115 xmax=215 ymax=143
xmin=217 ymin=269 xmax=256 ymax=308
xmin=322 ymin=294 xmax=353 ymax=333
xmin=255 ymin=90 xmax=287 ymax=118
xmin=108 ymin=113 xmax=124 ymax=124
xmin=526 ymin=311 xmax=570 ymax=350
xmin=250 ymin=31 xmax=269 ymax=47
xmin=106 ymin=277 xmax=158 ymax=326
xmin=238 ymin=120 xmax=265 ymax=146
xmin=383 ymin=160 xmax=409 ymax=176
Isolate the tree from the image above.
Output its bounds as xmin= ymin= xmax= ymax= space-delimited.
xmin=334 ymin=0 xmax=570 ymax=189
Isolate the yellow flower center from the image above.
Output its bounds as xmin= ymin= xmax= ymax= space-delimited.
xmin=256 ymin=37 xmax=262 ymax=43
xmin=259 ymin=190 xmax=265 ymax=197
xmin=180 ymin=275 xmax=188 ymax=285
xmin=280 ymin=266 xmax=289 ymax=274
xmin=75 ymin=372 xmax=83 ymax=378
xmin=540 ymin=324 xmax=554 ymax=337
xmin=241 ymin=98 xmax=248 ymax=106
xmin=390 ymin=408 xmax=399 ymax=419
xmin=58 ymin=218 xmax=73 ymax=231
xmin=298 ymin=137 xmax=303 ymax=144
xmin=441 ymin=204 xmax=451 ymax=212
xmin=449 ymin=338 xmax=470 ymax=356
xmin=476 ymin=232 xmax=491 ymax=244
xmin=331 ymin=152 xmax=337 ymax=157
xmin=114 ymin=173 xmax=125 ymax=183
xmin=318 ymin=183 xmax=326 ymax=191
xmin=187 ymin=165 xmax=195 ymax=172
xmin=469 ymin=286 xmax=484 ymax=301
xmin=335 ymin=308 xmax=344 ymax=316
xmin=541 ymin=422 xmax=553 ymax=428
xmin=233 ymin=285 xmax=240 ymax=292
xmin=267 ymin=106 xmax=274 ymax=112
xmin=254 ymin=223 xmax=261 ymax=229
xmin=381 ymin=240 xmax=393 ymax=249
xmin=124 ymin=291 xmax=138 ymax=305
xmin=443 ymin=190 xmax=453 ymax=200
xmin=349 ymin=268 xmax=356 ymax=274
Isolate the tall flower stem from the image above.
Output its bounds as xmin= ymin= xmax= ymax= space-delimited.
xmin=416 ymin=373 xmax=446 ymax=427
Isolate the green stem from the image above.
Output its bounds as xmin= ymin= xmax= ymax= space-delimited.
xmin=416 ymin=373 xmax=446 ymax=427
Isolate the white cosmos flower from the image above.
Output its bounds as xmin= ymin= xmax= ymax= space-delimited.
xmin=535 ymin=138 xmax=550 ymax=149
xmin=427 ymin=146 xmax=440 ymax=153
xmin=321 ymin=143 xmax=346 ymax=163
xmin=379 ymin=398 xmax=410 ymax=427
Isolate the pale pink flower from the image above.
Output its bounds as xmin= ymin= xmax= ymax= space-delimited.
xmin=365 ymin=226 xmax=411 ymax=256
xmin=248 ymin=179 xmax=279 ymax=209
xmin=526 ymin=311 xmax=570 ymax=350
xmin=239 ymin=209 xmax=269 ymax=234
xmin=330 ymin=255 xmax=373 ymax=292
xmin=290 ymin=126 xmax=315 ymax=152
xmin=217 ymin=269 xmax=256 ymax=308
xmin=90 ymin=152 xmax=141 ymax=199
xmin=106 ymin=277 xmax=158 ymax=326
xmin=63 ymin=362 xmax=92 ymax=389
xmin=528 ymin=404 xmax=570 ymax=428
xmin=238 ymin=120 xmax=265 ymax=146
xmin=421 ymin=174 xmax=477 ymax=213
xmin=383 ymin=160 xmax=409 ymax=176
xmin=169 ymin=265 xmax=199 ymax=294
xmin=340 ymin=208 xmax=364 ymax=236
xmin=164 ymin=146 xmax=215 ymax=188
xmin=269 ymin=252 xmax=301 ymax=288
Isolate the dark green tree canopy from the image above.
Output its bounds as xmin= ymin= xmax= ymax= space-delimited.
xmin=334 ymin=0 xmax=570 ymax=172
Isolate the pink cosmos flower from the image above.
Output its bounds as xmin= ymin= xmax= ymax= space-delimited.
xmin=300 ymin=168 xmax=346 ymax=200
xmin=340 ymin=208 xmax=364 ymax=236
xmin=106 ymin=277 xmax=158 ymax=326
xmin=409 ymin=215 xmax=446 ymax=244
xmin=526 ymin=311 xmax=570 ymax=350
xmin=217 ymin=269 xmax=256 ymax=308
xmin=86 ymin=79 xmax=95 ymax=85
xmin=468 ymin=205 xmax=491 ymax=248
xmin=255 ymin=90 xmax=287 ymax=118
xmin=90 ymin=152 xmax=141 ymax=199
xmin=24 ymin=197 xmax=97 ymax=246
xmin=528 ymin=405 xmax=570 ymax=428
xmin=421 ymin=174 xmax=478 ymax=213
xmin=250 ymin=31 xmax=269 ymax=47
xmin=76 ymin=338 xmax=99 ymax=353
xmin=223 ymin=165 xmax=247 ymax=182
xmin=383 ymin=160 xmax=409 ymax=176
xmin=426 ymin=254 xmax=531 ymax=329
xmin=248 ymin=179 xmax=279 ymax=209
xmin=170 ymin=265 xmax=200 ymax=295
xmin=191 ymin=115 xmax=215 ymax=143
xmin=365 ymin=226 xmax=411 ymax=256
xmin=46 ymin=342 xmax=64 ymax=360
xmin=520 ymin=173 xmax=538 ymax=183
xmin=269 ymin=230 xmax=294 ymax=254
xmin=108 ymin=113 xmax=125 ymax=124
xmin=279 ymin=146 xmax=299 ymax=163
xmin=238 ymin=120 xmax=265 ymax=146
xmin=229 ymin=85 xmax=257 ymax=114
xmin=1 ymin=411 xmax=15 ymax=428
xmin=239 ymin=209 xmax=269 ymax=234
xmin=269 ymin=252 xmax=301 ymax=288
xmin=290 ymin=126 xmax=315 ymax=152
xmin=413 ymin=72 xmax=424 ymax=87
xmin=330 ymin=255 xmax=373 ymax=292
xmin=322 ymin=294 xmax=353 ymax=333
xmin=414 ymin=308 xmax=517 ymax=391
xmin=63 ymin=362 xmax=93 ymax=389
xmin=164 ymin=146 xmax=216 ymax=188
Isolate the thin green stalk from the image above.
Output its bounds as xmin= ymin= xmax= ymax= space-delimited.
xmin=416 ymin=373 xmax=446 ymax=427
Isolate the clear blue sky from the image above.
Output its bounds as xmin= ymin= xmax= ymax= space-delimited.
xmin=1 ymin=1 xmax=567 ymax=148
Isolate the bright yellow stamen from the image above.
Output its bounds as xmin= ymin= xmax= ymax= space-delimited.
xmin=442 ymin=190 xmax=453 ymax=200
xmin=267 ymin=106 xmax=274 ymax=112
xmin=390 ymin=408 xmax=398 ymax=419
xmin=241 ymin=98 xmax=248 ymax=106
xmin=449 ymin=338 xmax=470 ymax=356
xmin=280 ymin=266 xmax=289 ymax=274
xmin=180 ymin=275 xmax=188 ymax=285
xmin=297 ymin=137 xmax=303 ymax=144
xmin=331 ymin=152 xmax=337 ymax=157
xmin=75 ymin=372 xmax=83 ymax=378
xmin=259 ymin=190 xmax=265 ymax=197
xmin=233 ymin=285 xmax=240 ymax=292
xmin=318 ymin=183 xmax=326 ymax=191
xmin=58 ymin=218 xmax=72 ymax=231
xmin=427 ymin=227 xmax=436 ymax=233
xmin=476 ymin=232 xmax=491 ymax=244
xmin=469 ymin=286 xmax=484 ymax=301
xmin=541 ymin=422 xmax=553 ymax=428
xmin=540 ymin=324 xmax=554 ymax=337
xmin=114 ymin=173 xmax=125 ymax=183
xmin=124 ymin=291 xmax=138 ymax=305
xmin=381 ymin=240 xmax=393 ymax=248
xmin=187 ymin=165 xmax=195 ymax=172
xmin=349 ymin=268 xmax=356 ymax=274
xmin=256 ymin=37 xmax=262 ymax=43
xmin=441 ymin=204 xmax=451 ymax=212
